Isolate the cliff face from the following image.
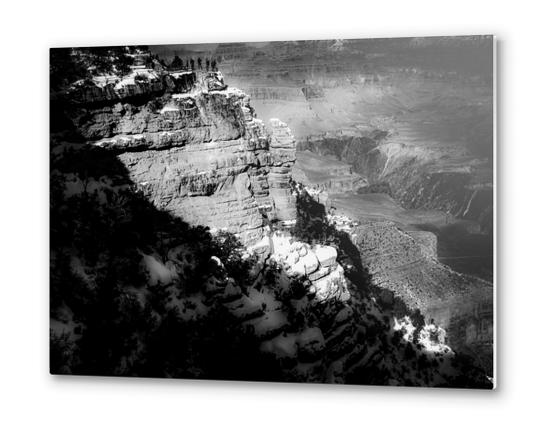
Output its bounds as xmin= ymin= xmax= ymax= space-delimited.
xmin=266 ymin=232 xmax=351 ymax=303
xmin=59 ymin=71 xmax=297 ymax=244
xmin=66 ymin=68 xmax=196 ymax=104
xmin=267 ymin=119 xmax=297 ymax=222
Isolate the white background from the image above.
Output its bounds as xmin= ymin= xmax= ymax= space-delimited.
xmin=1 ymin=0 xmax=540 ymax=422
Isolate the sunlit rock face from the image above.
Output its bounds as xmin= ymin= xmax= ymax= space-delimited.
xmin=67 ymin=68 xmax=196 ymax=104
xmin=111 ymin=87 xmax=270 ymax=245
xmin=62 ymin=71 xmax=299 ymax=244
xmin=267 ymin=233 xmax=350 ymax=302
xmin=268 ymin=119 xmax=297 ymax=222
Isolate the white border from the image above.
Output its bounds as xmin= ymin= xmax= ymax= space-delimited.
xmin=493 ymin=34 xmax=498 ymax=388
xmin=3 ymin=1 xmax=542 ymax=422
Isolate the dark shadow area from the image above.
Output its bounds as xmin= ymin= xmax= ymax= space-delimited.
xmin=51 ymin=142 xmax=305 ymax=381
xmin=49 ymin=47 xmax=290 ymax=380
xmin=50 ymin=146 xmax=490 ymax=387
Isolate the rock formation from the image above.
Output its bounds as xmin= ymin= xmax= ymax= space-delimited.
xmin=267 ymin=119 xmax=297 ymax=222
xmin=268 ymin=232 xmax=351 ymax=302
xmin=349 ymin=220 xmax=490 ymax=312
xmin=58 ymin=68 xmax=298 ymax=244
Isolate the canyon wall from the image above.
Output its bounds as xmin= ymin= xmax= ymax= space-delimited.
xmin=300 ymin=133 xmax=493 ymax=233
xmin=57 ymin=70 xmax=298 ymax=244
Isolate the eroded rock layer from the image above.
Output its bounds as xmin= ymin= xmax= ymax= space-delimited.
xmin=59 ymin=71 xmax=298 ymax=244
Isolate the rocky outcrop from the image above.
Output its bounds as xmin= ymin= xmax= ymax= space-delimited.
xmin=268 ymin=119 xmax=297 ymax=222
xmin=67 ymin=68 xmax=196 ymax=104
xmin=348 ymin=220 xmax=490 ymax=312
xmin=58 ymin=71 xmax=298 ymax=244
xmin=267 ymin=233 xmax=351 ymax=302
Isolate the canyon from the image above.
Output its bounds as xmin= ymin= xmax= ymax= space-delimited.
xmin=214 ymin=39 xmax=494 ymax=236
xmin=50 ymin=43 xmax=493 ymax=386
xmin=206 ymin=38 xmax=495 ymax=372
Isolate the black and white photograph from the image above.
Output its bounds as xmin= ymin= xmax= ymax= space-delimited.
xmin=6 ymin=0 xmax=542 ymax=422
xmin=50 ymin=36 xmax=494 ymax=388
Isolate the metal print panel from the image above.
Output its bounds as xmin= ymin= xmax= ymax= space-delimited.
xmin=50 ymin=35 xmax=495 ymax=388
